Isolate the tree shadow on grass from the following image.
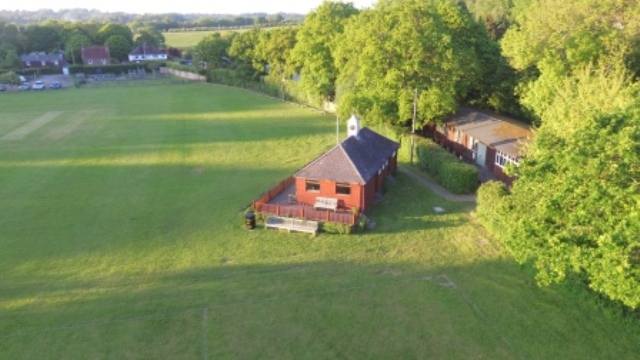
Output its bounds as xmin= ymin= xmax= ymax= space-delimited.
xmin=1 ymin=259 xmax=638 ymax=360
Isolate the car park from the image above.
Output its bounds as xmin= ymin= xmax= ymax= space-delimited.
xmin=32 ymin=80 xmax=46 ymax=90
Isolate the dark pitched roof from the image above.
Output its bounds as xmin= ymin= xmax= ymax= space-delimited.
xmin=447 ymin=107 xmax=532 ymax=157
xmin=130 ymin=43 xmax=164 ymax=56
xmin=295 ymin=127 xmax=399 ymax=185
xmin=81 ymin=46 xmax=110 ymax=60
xmin=21 ymin=52 xmax=64 ymax=62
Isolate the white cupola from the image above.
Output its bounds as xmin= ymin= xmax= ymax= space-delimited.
xmin=347 ymin=114 xmax=361 ymax=137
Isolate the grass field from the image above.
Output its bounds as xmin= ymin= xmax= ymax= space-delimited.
xmin=1 ymin=83 xmax=638 ymax=359
xmin=164 ymin=27 xmax=279 ymax=49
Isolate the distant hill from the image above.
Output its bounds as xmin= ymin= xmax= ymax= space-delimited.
xmin=0 ymin=9 xmax=305 ymax=28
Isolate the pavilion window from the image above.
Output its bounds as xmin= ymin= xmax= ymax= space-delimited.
xmin=495 ymin=151 xmax=519 ymax=168
xmin=305 ymin=180 xmax=320 ymax=192
xmin=336 ymin=183 xmax=351 ymax=195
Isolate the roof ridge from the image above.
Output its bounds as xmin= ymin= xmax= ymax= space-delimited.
xmin=338 ymin=142 xmax=366 ymax=184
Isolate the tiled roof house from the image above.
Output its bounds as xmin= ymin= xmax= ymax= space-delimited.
xmin=81 ymin=46 xmax=111 ymax=65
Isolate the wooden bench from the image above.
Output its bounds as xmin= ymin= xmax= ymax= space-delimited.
xmin=265 ymin=216 xmax=318 ymax=235
xmin=314 ymin=197 xmax=338 ymax=211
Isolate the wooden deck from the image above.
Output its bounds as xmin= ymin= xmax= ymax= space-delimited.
xmin=265 ymin=216 xmax=318 ymax=235
xmin=253 ymin=181 xmax=358 ymax=226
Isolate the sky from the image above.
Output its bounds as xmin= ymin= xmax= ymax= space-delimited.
xmin=1 ymin=0 xmax=378 ymax=14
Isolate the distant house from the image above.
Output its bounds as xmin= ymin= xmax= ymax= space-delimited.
xmin=294 ymin=115 xmax=400 ymax=211
xmin=427 ymin=107 xmax=532 ymax=185
xmin=21 ymin=52 xmax=66 ymax=69
xmin=128 ymin=43 xmax=167 ymax=62
xmin=81 ymin=46 xmax=111 ymax=66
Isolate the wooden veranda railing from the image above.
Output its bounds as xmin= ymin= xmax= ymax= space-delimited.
xmin=253 ymin=176 xmax=296 ymax=205
xmin=254 ymin=203 xmax=357 ymax=226
xmin=252 ymin=177 xmax=358 ymax=226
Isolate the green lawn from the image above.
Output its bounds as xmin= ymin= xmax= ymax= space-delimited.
xmin=0 ymin=84 xmax=638 ymax=359
xmin=164 ymin=27 xmax=280 ymax=49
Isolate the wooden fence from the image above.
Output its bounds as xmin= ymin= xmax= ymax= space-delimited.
xmin=253 ymin=176 xmax=296 ymax=205
xmin=253 ymin=176 xmax=358 ymax=226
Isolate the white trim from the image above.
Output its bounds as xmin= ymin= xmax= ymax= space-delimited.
xmin=495 ymin=151 xmax=519 ymax=168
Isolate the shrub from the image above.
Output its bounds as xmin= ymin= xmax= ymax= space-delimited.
xmin=354 ymin=214 xmax=369 ymax=233
xmin=439 ymin=161 xmax=479 ymax=194
xmin=414 ymin=137 xmax=479 ymax=194
xmin=475 ymin=181 xmax=511 ymax=236
xmin=68 ymin=63 xmax=155 ymax=75
xmin=320 ymin=221 xmax=353 ymax=235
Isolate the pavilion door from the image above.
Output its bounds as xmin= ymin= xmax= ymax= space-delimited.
xmin=475 ymin=142 xmax=487 ymax=167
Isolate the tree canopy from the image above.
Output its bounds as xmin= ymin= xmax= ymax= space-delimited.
xmin=290 ymin=1 xmax=359 ymax=100
xmin=96 ymin=23 xmax=133 ymax=45
xmin=487 ymin=64 xmax=640 ymax=309
xmin=501 ymin=0 xmax=640 ymax=119
xmin=105 ymin=35 xmax=133 ymax=62
xmin=334 ymin=0 xmax=494 ymax=126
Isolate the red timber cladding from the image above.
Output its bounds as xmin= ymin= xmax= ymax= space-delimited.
xmin=485 ymin=147 xmax=497 ymax=172
xmin=494 ymin=166 xmax=516 ymax=186
xmin=295 ymin=177 xmax=364 ymax=210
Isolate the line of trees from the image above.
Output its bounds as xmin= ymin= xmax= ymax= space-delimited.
xmin=0 ymin=19 xmax=173 ymax=67
xmin=195 ymin=0 xmax=521 ymax=125
xmin=0 ymin=9 xmax=302 ymax=30
xmin=477 ymin=0 xmax=640 ymax=310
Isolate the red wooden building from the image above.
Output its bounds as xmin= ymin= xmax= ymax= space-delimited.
xmin=425 ymin=107 xmax=531 ymax=185
xmin=293 ymin=115 xmax=399 ymax=211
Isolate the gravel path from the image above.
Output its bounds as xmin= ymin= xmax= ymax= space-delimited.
xmin=398 ymin=166 xmax=477 ymax=202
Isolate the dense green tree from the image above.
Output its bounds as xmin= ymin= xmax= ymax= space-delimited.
xmin=193 ymin=33 xmax=233 ymax=69
xmin=479 ymin=64 xmax=640 ymax=309
xmin=290 ymin=1 xmax=359 ymax=100
xmin=0 ymin=22 xmax=25 ymax=54
xmin=65 ymin=33 xmax=93 ymax=65
xmin=501 ymin=0 xmax=640 ymax=118
xmin=24 ymin=24 xmax=62 ymax=52
xmin=105 ymin=35 xmax=133 ymax=62
xmin=334 ymin=0 xmax=489 ymax=126
xmin=135 ymin=27 xmax=165 ymax=48
xmin=96 ymin=23 xmax=133 ymax=45
xmin=0 ymin=46 xmax=21 ymax=70
xmin=0 ymin=70 xmax=20 ymax=84
xmin=254 ymin=27 xmax=298 ymax=79
xmin=228 ymin=28 xmax=263 ymax=76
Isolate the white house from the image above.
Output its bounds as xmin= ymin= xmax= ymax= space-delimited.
xmin=128 ymin=43 xmax=167 ymax=62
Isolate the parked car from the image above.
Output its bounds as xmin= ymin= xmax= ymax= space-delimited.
xmin=32 ymin=80 xmax=45 ymax=90
xmin=50 ymin=81 xmax=62 ymax=89
xmin=18 ymin=83 xmax=30 ymax=91
xmin=0 ymin=84 xmax=7 ymax=91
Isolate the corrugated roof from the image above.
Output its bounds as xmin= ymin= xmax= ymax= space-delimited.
xmin=295 ymin=127 xmax=399 ymax=185
xmin=447 ymin=107 xmax=532 ymax=157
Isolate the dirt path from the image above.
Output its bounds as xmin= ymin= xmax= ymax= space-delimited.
xmin=1 ymin=111 xmax=63 ymax=141
xmin=398 ymin=166 xmax=477 ymax=202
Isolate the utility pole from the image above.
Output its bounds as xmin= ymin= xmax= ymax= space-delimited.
xmin=410 ymin=88 xmax=417 ymax=166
